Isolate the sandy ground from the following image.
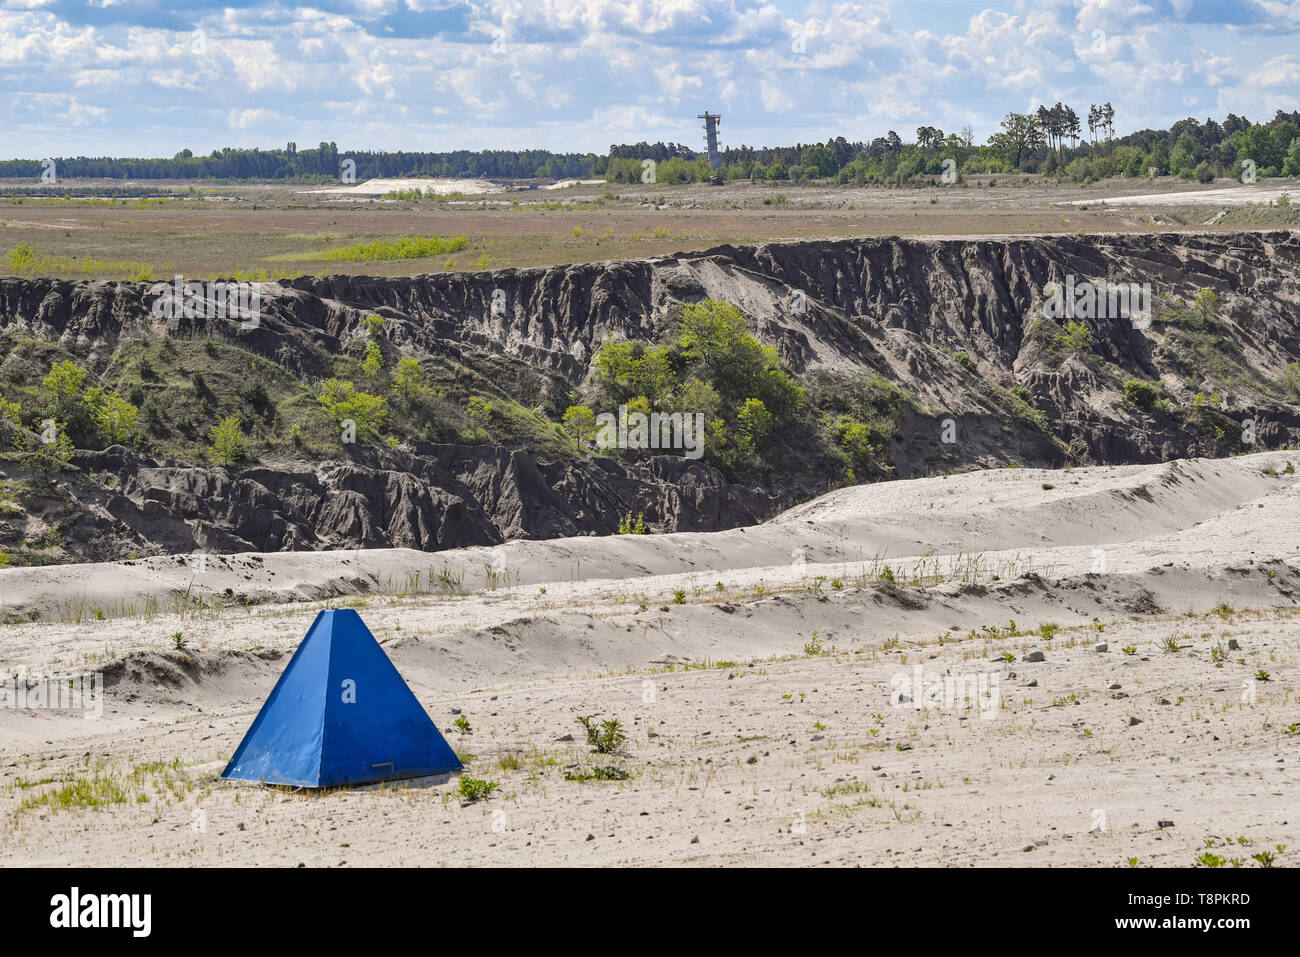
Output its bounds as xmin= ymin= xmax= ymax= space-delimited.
xmin=304 ymin=178 xmax=504 ymax=196
xmin=1 ymin=451 xmax=1297 ymax=867
xmin=5 ymin=175 xmax=1297 ymax=279
xmin=1065 ymin=184 xmax=1296 ymax=207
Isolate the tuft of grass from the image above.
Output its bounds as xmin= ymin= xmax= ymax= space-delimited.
xmin=457 ymin=776 xmax=499 ymax=803
xmin=496 ymin=752 xmax=522 ymax=772
xmin=564 ymin=765 xmax=630 ymax=782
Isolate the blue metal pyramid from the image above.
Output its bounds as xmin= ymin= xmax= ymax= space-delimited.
xmin=222 ymin=609 xmax=462 ymax=787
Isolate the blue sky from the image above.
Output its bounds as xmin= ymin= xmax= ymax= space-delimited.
xmin=1 ymin=0 xmax=1297 ymax=159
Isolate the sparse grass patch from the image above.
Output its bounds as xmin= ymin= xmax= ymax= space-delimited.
xmin=17 ymin=771 xmax=128 ymax=815
xmin=314 ymin=236 xmax=470 ymax=262
xmin=564 ymin=765 xmax=630 ymax=782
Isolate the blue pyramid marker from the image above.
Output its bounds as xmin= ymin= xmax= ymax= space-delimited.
xmin=222 ymin=609 xmax=462 ymax=787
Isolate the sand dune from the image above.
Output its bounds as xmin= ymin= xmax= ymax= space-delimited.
xmin=1064 ymin=183 xmax=1295 ymax=207
xmin=3 ymin=452 xmax=1295 ymax=629
xmin=304 ymin=177 xmax=503 ymax=197
xmin=2 ymin=451 xmax=1297 ymax=866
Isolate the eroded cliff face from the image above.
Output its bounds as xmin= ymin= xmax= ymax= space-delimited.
xmin=9 ymin=231 xmax=1298 ymax=384
xmin=2 ymin=230 xmax=1299 ymax=561
xmin=60 ymin=442 xmax=772 ymax=557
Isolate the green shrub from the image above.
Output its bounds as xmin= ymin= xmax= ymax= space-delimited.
xmin=42 ymin=361 xmax=87 ymax=411
xmin=18 ymin=421 xmax=74 ymax=481
xmin=391 ymin=357 xmax=426 ymax=401
xmin=1122 ymin=379 xmax=1161 ymax=412
xmin=457 ymin=777 xmax=499 ymax=803
xmin=576 ymin=715 xmax=627 ymax=754
xmin=465 ymin=396 xmax=492 ymax=437
xmin=0 ymin=394 xmax=21 ymax=446
xmin=616 ymin=511 xmax=647 ymax=534
xmin=239 ymin=380 xmax=273 ymax=418
xmin=675 ymin=300 xmax=804 ymax=421
xmin=208 ymin=415 xmax=247 ymax=465
xmin=362 ymin=341 xmax=384 ymax=377
xmin=589 ymin=299 xmax=804 ymax=468
xmin=831 ymin=415 xmax=890 ymax=471
xmin=31 ymin=361 xmax=139 ymax=447
xmin=94 ymin=393 xmax=138 ymax=443
xmin=1284 ymin=363 xmax=1300 ymax=400
xmin=736 ymin=397 xmax=774 ymax=443
xmin=1193 ymin=289 xmax=1218 ymax=326
xmin=317 ymin=379 xmax=388 ymax=440
xmin=1057 ymin=321 xmax=1092 ymax=353
xmin=562 ymin=404 xmax=598 ymax=447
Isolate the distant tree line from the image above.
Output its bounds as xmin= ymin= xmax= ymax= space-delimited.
xmin=3 ymin=108 xmax=1299 ymax=185
xmin=610 ymin=106 xmax=1300 ymax=186
xmin=0 ymin=142 xmax=607 ymax=181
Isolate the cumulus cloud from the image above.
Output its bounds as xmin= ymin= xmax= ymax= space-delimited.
xmin=0 ymin=0 xmax=1296 ymax=156
xmin=1245 ymin=54 xmax=1300 ymax=88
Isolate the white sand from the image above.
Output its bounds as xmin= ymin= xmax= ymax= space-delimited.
xmin=304 ymin=178 xmax=503 ymax=197
xmin=2 ymin=451 xmax=1297 ymax=866
xmin=1065 ymin=183 xmax=1296 ymax=207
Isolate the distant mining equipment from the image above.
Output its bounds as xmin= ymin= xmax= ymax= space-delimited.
xmin=699 ymin=111 xmax=725 ymax=185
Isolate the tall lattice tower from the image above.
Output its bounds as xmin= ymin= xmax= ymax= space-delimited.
xmin=698 ymin=111 xmax=722 ymax=169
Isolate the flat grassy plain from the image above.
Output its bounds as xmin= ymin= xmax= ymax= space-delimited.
xmin=2 ymin=175 xmax=1298 ymax=280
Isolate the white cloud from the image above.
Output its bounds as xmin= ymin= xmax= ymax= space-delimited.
xmin=1245 ymin=54 xmax=1300 ymax=88
xmin=227 ymin=107 xmax=281 ymax=129
xmin=1 ymin=0 xmax=1297 ymax=156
